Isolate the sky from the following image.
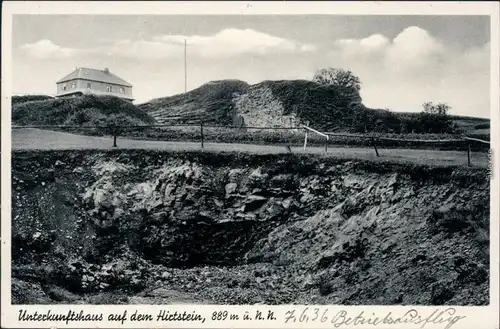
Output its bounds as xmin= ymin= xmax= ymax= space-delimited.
xmin=12 ymin=15 xmax=491 ymax=117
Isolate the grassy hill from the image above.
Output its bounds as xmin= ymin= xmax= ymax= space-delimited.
xmin=138 ymin=80 xmax=249 ymax=125
xmin=12 ymin=94 xmax=156 ymax=127
xmin=447 ymin=115 xmax=490 ymax=136
xmin=12 ymin=95 xmax=54 ymax=106
xmin=138 ymin=79 xmax=366 ymax=130
xmin=139 ymin=79 xmax=490 ymax=135
xmin=398 ymin=112 xmax=490 ymax=137
xmin=12 ymin=82 xmax=489 ymax=150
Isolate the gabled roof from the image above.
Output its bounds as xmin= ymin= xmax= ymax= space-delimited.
xmin=56 ymin=67 xmax=132 ymax=87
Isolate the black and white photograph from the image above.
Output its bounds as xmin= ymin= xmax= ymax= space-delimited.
xmin=1 ymin=1 xmax=499 ymax=328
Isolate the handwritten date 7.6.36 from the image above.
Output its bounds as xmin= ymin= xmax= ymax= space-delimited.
xmin=284 ymin=308 xmax=329 ymax=324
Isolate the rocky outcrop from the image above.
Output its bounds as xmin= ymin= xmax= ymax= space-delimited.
xmin=11 ymin=150 xmax=490 ymax=305
xmin=233 ymin=86 xmax=299 ymax=128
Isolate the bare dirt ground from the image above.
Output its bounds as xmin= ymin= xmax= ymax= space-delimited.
xmin=12 ymin=128 xmax=488 ymax=167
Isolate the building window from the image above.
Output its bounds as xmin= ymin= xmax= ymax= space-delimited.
xmin=71 ymin=82 xmax=76 ymax=89
xmin=119 ymin=87 xmax=125 ymax=94
xmin=62 ymin=84 xmax=67 ymax=91
xmin=87 ymin=83 xmax=91 ymax=89
xmin=106 ymin=85 xmax=112 ymax=92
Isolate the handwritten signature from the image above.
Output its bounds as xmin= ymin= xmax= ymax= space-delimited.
xmin=284 ymin=307 xmax=466 ymax=329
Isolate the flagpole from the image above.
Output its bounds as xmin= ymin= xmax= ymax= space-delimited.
xmin=184 ymin=38 xmax=187 ymax=93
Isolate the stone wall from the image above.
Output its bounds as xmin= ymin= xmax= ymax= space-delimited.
xmin=233 ymin=87 xmax=299 ymax=128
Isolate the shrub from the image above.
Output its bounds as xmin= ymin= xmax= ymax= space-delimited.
xmin=415 ymin=102 xmax=455 ymax=134
xmin=12 ymin=95 xmax=54 ymax=106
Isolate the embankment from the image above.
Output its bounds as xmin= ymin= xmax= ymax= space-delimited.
xmin=11 ymin=150 xmax=490 ymax=305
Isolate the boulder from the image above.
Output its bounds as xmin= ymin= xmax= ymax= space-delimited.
xmin=225 ymin=183 xmax=238 ymax=197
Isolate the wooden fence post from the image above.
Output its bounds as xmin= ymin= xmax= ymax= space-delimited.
xmin=372 ymin=137 xmax=379 ymax=157
xmin=113 ymin=127 xmax=117 ymax=148
xmin=200 ymin=121 xmax=204 ymax=149
xmin=467 ymin=144 xmax=471 ymax=167
xmin=303 ymin=129 xmax=308 ymax=151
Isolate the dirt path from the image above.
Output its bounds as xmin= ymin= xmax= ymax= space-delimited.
xmin=12 ymin=128 xmax=488 ymax=167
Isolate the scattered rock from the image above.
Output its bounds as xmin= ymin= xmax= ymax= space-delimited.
xmin=46 ymin=285 xmax=81 ymax=302
xmin=99 ymin=282 xmax=110 ymax=289
xmin=11 ymin=152 xmax=490 ymax=306
xmin=387 ymin=173 xmax=398 ymax=187
xmin=11 ymin=279 xmax=51 ymax=304
xmin=302 ymin=275 xmax=315 ymax=289
xmin=282 ymin=198 xmax=293 ymax=209
xmin=225 ymin=183 xmax=238 ymax=197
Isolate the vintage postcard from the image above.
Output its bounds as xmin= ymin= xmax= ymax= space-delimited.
xmin=1 ymin=1 xmax=499 ymax=328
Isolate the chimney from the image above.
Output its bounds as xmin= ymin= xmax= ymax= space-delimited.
xmin=104 ymin=68 xmax=110 ymax=74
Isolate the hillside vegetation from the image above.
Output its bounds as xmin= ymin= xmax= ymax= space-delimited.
xmin=139 ymin=79 xmax=490 ymax=135
xmin=12 ymin=79 xmax=489 ymax=150
xmin=139 ymin=80 xmax=250 ymax=125
xmin=12 ymin=95 xmax=54 ymax=106
xmin=12 ymin=95 xmax=156 ymax=127
xmin=139 ymin=79 xmax=367 ymax=131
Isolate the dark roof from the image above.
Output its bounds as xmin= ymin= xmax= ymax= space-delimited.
xmin=56 ymin=67 xmax=132 ymax=87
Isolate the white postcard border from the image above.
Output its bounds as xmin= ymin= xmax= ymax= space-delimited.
xmin=1 ymin=2 xmax=499 ymax=329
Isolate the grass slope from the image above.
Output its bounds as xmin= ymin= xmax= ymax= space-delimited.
xmin=139 ymin=79 xmax=490 ymax=135
xmin=12 ymin=95 xmax=54 ymax=106
xmin=138 ymin=80 xmax=250 ymax=124
xmin=12 ymin=129 xmax=490 ymax=167
xmin=12 ymin=94 xmax=156 ymax=127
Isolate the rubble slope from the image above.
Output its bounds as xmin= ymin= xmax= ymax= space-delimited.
xmin=11 ymin=150 xmax=490 ymax=305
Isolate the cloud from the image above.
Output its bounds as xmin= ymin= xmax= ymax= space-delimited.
xmin=14 ymin=25 xmax=490 ymax=117
xmin=335 ymin=26 xmax=446 ymax=67
xmin=331 ymin=26 xmax=490 ymax=116
xmin=19 ymin=29 xmax=315 ymax=61
xmin=389 ymin=26 xmax=445 ymax=57
xmin=106 ymin=39 xmax=180 ymax=60
xmin=461 ymin=41 xmax=490 ymax=70
xmin=336 ymin=34 xmax=389 ymax=56
xmin=19 ymin=39 xmax=84 ymax=59
xmin=109 ymin=28 xmax=316 ymax=59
